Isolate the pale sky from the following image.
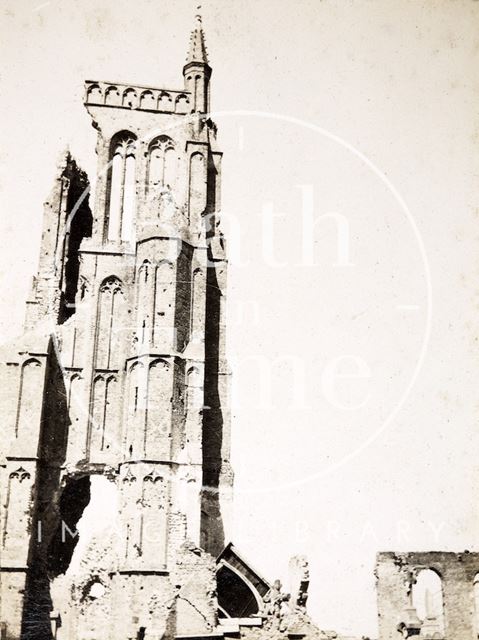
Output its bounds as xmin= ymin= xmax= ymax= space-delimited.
xmin=1 ymin=0 xmax=479 ymax=635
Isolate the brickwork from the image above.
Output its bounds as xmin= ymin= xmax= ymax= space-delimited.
xmin=376 ymin=551 xmax=479 ymax=640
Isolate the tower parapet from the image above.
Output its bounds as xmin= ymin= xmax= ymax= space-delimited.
xmin=84 ymin=81 xmax=193 ymax=114
xmin=0 ymin=16 xmax=231 ymax=640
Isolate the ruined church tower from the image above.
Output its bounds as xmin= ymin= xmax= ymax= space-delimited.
xmin=0 ymin=16 xmax=233 ymax=640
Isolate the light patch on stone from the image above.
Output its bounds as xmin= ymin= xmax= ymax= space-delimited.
xmin=67 ymin=475 xmax=119 ymax=574
xmin=87 ymin=580 xmax=106 ymax=599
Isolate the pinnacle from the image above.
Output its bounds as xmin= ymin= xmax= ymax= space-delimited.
xmin=186 ymin=11 xmax=209 ymax=65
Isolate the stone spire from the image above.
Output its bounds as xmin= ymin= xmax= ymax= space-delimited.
xmin=186 ymin=12 xmax=209 ymax=65
xmin=183 ymin=9 xmax=212 ymax=113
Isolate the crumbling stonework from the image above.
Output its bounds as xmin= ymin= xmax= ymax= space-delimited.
xmin=375 ymin=551 xmax=479 ymax=640
xmin=0 ymin=16 xmax=231 ymax=640
xmin=0 ymin=15 xmax=337 ymax=640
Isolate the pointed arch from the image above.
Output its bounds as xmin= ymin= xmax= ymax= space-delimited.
xmin=88 ymin=372 xmax=119 ymax=455
xmin=140 ymin=90 xmax=156 ymax=110
xmin=119 ymin=465 xmax=140 ymax=562
xmin=158 ymin=91 xmax=172 ymax=111
xmin=147 ymin=135 xmax=177 ymax=196
xmin=103 ymin=374 xmax=118 ymax=449
xmin=86 ymin=83 xmax=102 ymax=104
xmin=125 ymin=360 xmax=147 ymax=457
xmin=89 ymin=374 xmax=106 ymax=454
xmin=15 ymin=358 xmax=43 ymax=438
xmin=105 ymin=86 xmax=120 ymax=106
xmin=149 ymin=357 xmax=171 ymax=369
xmin=2 ymin=464 xmax=33 ymax=554
xmin=186 ymin=364 xmax=203 ymax=413
xmin=138 ymin=259 xmax=151 ymax=283
xmin=122 ymin=88 xmax=137 ymax=108
xmin=216 ymin=563 xmax=262 ymax=618
xmin=95 ymin=276 xmax=125 ymax=370
xmin=122 ymin=153 xmax=136 ymax=244
xmin=175 ymin=93 xmax=190 ymax=114
xmin=106 ymin=131 xmax=137 ymax=243
xmin=140 ymin=467 xmax=167 ymax=567
xmin=411 ymin=569 xmax=445 ymax=635
xmin=67 ymin=372 xmax=84 ymax=448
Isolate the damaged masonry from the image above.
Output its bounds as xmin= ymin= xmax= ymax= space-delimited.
xmin=0 ymin=13 xmax=478 ymax=640
xmin=0 ymin=15 xmax=321 ymax=640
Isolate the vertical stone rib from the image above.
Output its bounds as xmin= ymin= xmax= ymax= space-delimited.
xmin=118 ymin=147 xmax=127 ymax=241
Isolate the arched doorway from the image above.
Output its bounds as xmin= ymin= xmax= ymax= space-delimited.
xmin=411 ymin=569 xmax=445 ymax=637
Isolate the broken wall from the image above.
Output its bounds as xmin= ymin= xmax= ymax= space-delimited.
xmin=376 ymin=551 xmax=479 ymax=640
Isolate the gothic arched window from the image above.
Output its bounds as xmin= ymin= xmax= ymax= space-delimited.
xmin=147 ymin=136 xmax=176 ymax=195
xmin=106 ymin=132 xmax=137 ymax=243
xmin=216 ymin=564 xmax=261 ymax=618
xmin=95 ymin=276 xmax=125 ymax=370
xmin=411 ymin=568 xmax=445 ymax=635
xmin=90 ymin=374 xmax=118 ymax=454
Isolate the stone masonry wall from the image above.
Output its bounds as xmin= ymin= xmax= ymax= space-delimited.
xmin=376 ymin=551 xmax=479 ymax=640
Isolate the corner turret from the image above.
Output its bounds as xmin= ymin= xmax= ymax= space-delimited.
xmin=183 ymin=14 xmax=212 ymax=113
